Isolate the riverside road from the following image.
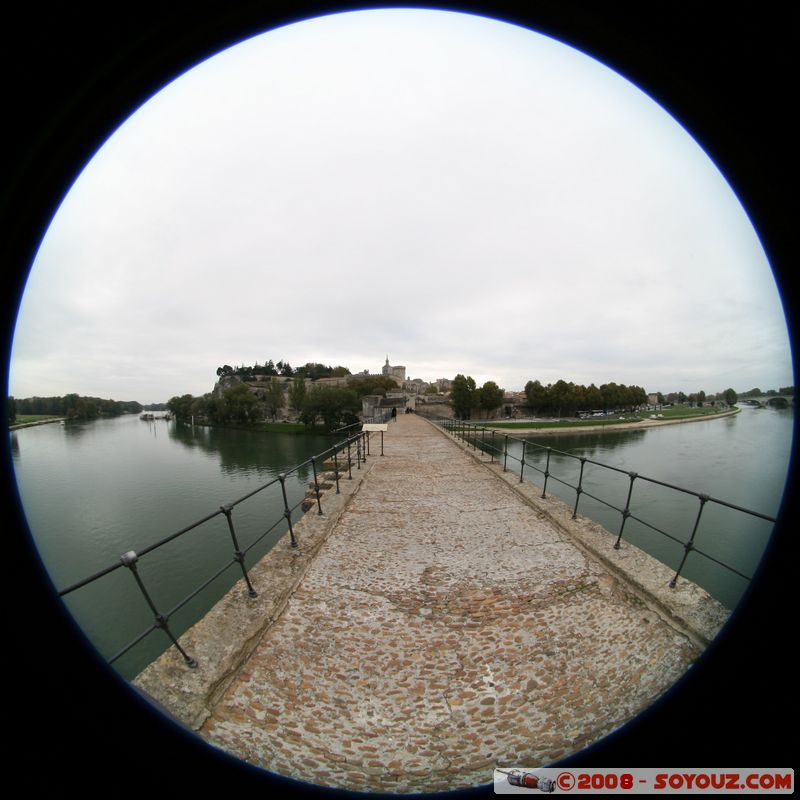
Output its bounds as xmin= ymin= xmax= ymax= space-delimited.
xmin=178 ymin=413 xmax=713 ymax=793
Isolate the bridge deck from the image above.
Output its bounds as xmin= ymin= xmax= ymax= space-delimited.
xmin=198 ymin=414 xmax=698 ymax=793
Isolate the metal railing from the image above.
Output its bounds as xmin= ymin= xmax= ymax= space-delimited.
xmin=57 ymin=429 xmax=371 ymax=670
xmin=436 ymin=418 xmax=776 ymax=592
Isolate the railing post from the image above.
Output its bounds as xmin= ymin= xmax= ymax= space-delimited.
xmin=542 ymin=447 xmax=552 ymax=498
xmin=614 ymin=472 xmax=637 ymax=549
xmin=572 ymin=458 xmax=586 ymax=518
xmin=670 ymin=494 xmax=708 ymax=587
xmin=346 ymin=440 xmax=353 ymax=479
xmin=503 ymin=434 xmax=509 ymax=472
xmin=220 ymin=504 xmax=258 ymax=597
xmin=310 ymin=457 xmax=323 ymax=515
xmin=278 ymin=473 xmax=298 ymax=547
xmin=519 ymin=440 xmax=526 ymax=483
xmin=119 ymin=550 xmax=197 ymax=668
xmin=333 ymin=448 xmax=341 ymax=493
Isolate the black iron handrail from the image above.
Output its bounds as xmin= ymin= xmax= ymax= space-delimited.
xmin=436 ymin=418 xmax=775 ymax=591
xmin=57 ymin=429 xmax=371 ymax=669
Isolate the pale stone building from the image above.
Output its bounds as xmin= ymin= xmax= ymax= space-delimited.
xmin=381 ymin=356 xmax=406 ymax=384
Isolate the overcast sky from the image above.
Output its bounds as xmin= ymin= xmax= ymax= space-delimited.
xmin=9 ymin=9 xmax=793 ymax=405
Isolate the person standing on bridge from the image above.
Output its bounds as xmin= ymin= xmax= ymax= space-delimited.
xmin=391 ymin=406 xmax=397 ymax=422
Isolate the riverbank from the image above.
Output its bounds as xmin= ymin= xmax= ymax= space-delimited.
xmin=480 ymin=407 xmax=740 ymax=436
xmin=9 ymin=417 xmax=65 ymax=431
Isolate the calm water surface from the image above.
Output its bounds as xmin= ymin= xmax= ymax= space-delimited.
xmin=11 ymin=415 xmax=335 ymax=679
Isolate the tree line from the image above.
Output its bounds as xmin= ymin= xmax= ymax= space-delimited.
xmin=523 ymin=379 xmax=648 ymax=417
xmin=216 ymin=360 xmax=352 ymax=381
xmin=9 ymin=394 xmax=143 ymax=422
xmin=450 ymin=376 xmax=505 ymax=420
xmin=169 ymin=373 xmax=401 ymax=431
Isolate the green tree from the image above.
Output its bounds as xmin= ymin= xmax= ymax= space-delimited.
xmin=347 ymin=375 xmax=397 ymax=397
xmin=167 ymin=394 xmax=195 ymax=420
xmin=550 ymin=379 xmax=573 ymax=418
xmin=723 ymin=388 xmax=738 ymax=406
xmin=300 ymin=386 xmax=360 ymax=431
xmin=585 ymin=383 xmax=603 ymax=410
xmin=264 ymin=378 xmax=286 ymax=421
xmin=600 ymin=382 xmax=620 ymax=412
xmin=63 ymin=393 xmax=80 ymax=417
xmin=220 ymin=383 xmax=259 ymax=423
xmin=191 ymin=395 xmax=210 ymax=420
xmin=524 ymin=380 xmax=548 ymax=415
xmin=477 ymin=381 xmax=504 ymax=418
xmin=289 ymin=375 xmax=307 ymax=413
xmin=450 ymin=374 xmax=476 ymax=419
xmin=8 ymin=396 xmax=16 ymax=424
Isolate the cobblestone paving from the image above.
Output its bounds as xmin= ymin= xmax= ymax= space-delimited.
xmin=201 ymin=414 xmax=698 ymax=793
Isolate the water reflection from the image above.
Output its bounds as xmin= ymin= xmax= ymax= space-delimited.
xmin=169 ymin=421 xmax=332 ymax=477
xmin=522 ymin=428 xmax=648 ymax=458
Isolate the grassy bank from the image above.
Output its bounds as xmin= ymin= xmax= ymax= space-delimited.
xmin=9 ymin=415 xmax=64 ymax=430
xmin=479 ymin=417 xmax=644 ymax=430
xmin=479 ymin=404 xmax=737 ymax=431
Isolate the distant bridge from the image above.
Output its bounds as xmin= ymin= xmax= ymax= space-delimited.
xmin=741 ymin=395 xmax=793 ymax=409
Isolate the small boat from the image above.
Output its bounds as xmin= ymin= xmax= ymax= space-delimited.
xmin=141 ymin=412 xmax=173 ymax=421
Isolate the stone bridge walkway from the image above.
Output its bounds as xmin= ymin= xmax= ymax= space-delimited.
xmin=197 ymin=414 xmax=699 ymax=793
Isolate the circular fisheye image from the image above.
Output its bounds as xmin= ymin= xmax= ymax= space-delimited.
xmin=5 ymin=5 xmax=794 ymax=795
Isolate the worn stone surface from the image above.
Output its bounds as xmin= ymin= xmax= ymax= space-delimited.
xmin=134 ymin=456 xmax=374 ymax=730
xmin=198 ymin=414 xmax=715 ymax=793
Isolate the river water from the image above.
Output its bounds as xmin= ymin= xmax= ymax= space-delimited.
xmin=10 ymin=405 xmax=794 ymax=679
